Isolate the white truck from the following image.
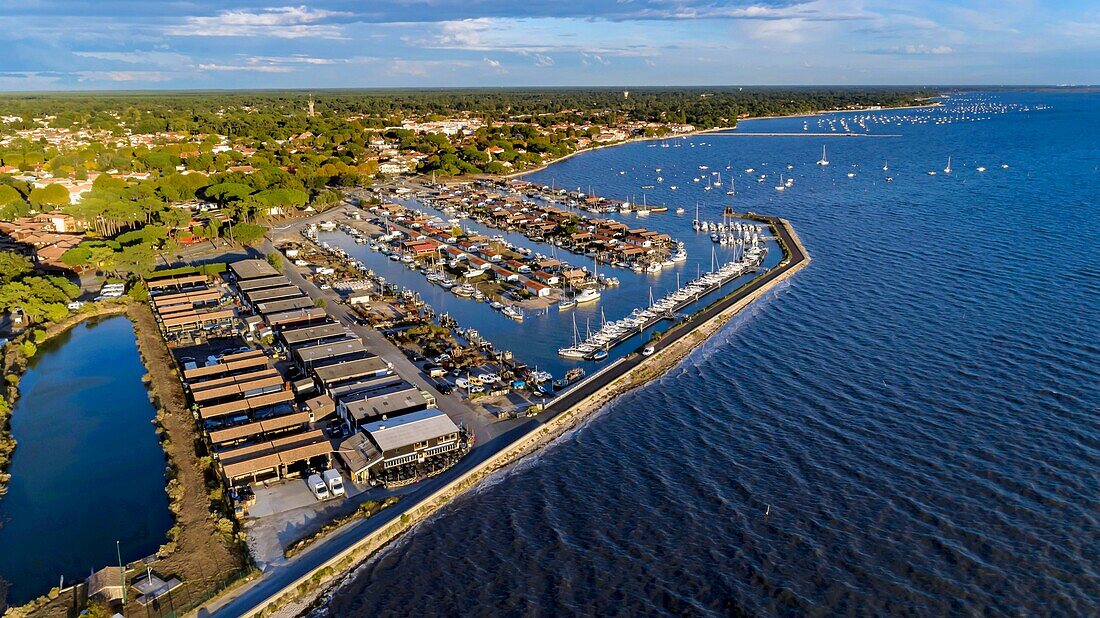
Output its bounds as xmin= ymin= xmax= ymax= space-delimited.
xmin=322 ymin=469 xmax=346 ymax=497
xmin=306 ymin=474 xmax=330 ymax=500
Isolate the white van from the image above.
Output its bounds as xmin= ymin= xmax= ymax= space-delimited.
xmin=307 ymin=474 xmax=330 ymax=500
xmin=322 ymin=469 xmax=345 ymax=497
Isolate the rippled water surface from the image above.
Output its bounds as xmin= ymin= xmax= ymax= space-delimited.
xmin=323 ymin=92 xmax=1099 ymax=616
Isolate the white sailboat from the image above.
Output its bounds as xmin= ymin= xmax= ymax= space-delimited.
xmin=817 ymin=145 xmax=829 ymax=166
xmin=944 ymin=156 xmax=952 ymax=174
xmin=882 ymin=159 xmax=889 ymax=171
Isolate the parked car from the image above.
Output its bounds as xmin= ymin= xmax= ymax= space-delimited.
xmin=455 ymin=378 xmax=470 ymax=389
xmin=642 ymin=346 xmax=655 ymax=356
xmin=468 ymin=385 xmax=485 ymax=394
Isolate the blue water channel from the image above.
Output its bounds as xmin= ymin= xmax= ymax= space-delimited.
xmin=0 ymin=316 xmax=171 ymax=606
xmin=319 ymin=202 xmax=780 ymax=378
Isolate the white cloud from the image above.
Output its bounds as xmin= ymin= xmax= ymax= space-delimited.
xmin=533 ymin=53 xmax=554 ymax=67
xmin=245 ymin=55 xmax=337 ymax=66
xmin=877 ymin=44 xmax=955 ymax=55
xmin=167 ymin=5 xmax=348 ymax=39
xmin=198 ymin=63 xmax=295 ymax=73
xmin=483 ymin=57 xmax=506 ymax=73
xmin=73 ymin=50 xmax=192 ymax=66
xmin=76 ymin=70 xmax=173 ymax=82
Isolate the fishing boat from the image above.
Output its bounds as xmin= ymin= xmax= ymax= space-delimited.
xmin=817 ymin=145 xmax=829 ymax=166
xmin=589 ymin=349 xmax=609 ymax=361
xmin=490 ymin=301 xmax=504 ymax=310
xmin=558 ymin=296 xmax=577 ymax=310
xmin=502 ymin=306 xmax=524 ymax=321
xmin=675 ymin=207 xmax=685 ymax=214
xmin=977 ymin=166 xmax=986 ymax=172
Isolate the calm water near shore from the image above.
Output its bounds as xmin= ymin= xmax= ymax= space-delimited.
xmin=323 ymin=91 xmax=1098 ymax=615
xmin=0 ymin=317 xmax=171 ymax=606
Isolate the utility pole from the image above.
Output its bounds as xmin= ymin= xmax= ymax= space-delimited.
xmin=116 ymin=540 xmax=126 ymax=607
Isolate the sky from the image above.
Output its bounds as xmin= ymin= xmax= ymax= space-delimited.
xmin=0 ymin=0 xmax=1097 ymax=91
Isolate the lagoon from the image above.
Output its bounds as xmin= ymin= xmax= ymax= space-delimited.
xmin=0 ymin=316 xmax=171 ymax=606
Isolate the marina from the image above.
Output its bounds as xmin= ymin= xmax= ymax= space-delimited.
xmin=322 ymin=91 xmax=1100 ymax=618
xmin=558 ymin=240 xmax=766 ymax=359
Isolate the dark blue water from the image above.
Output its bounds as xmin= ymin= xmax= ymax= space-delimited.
xmin=0 ymin=317 xmax=171 ymax=606
xmin=323 ymin=92 xmax=1099 ymax=615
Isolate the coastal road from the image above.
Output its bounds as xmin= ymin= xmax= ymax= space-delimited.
xmin=200 ymin=214 xmax=806 ymax=618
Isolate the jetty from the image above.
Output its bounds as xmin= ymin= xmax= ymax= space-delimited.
xmin=559 ymin=241 xmax=767 ymax=359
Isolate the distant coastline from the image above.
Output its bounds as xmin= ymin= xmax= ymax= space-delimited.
xmin=504 ymin=100 xmax=943 ymax=180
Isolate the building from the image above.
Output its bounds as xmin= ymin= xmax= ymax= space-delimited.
xmin=335 ymin=380 xmax=435 ymax=430
xmin=337 ymin=408 xmax=461 ymax=485
xmin=228 ymin=259 xmax=280 ymax=281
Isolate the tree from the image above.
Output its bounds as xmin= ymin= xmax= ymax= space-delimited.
xmin=27 ymin=183 xmax=69 ymax=209
xmin=231 ymin=223 xmax=266 ymax=245
xmin=0 ymin=251 xmax=34 ymax=281
xmin=20 ymin=340 xmax=37 ymax=358
xmin=314 ymin=297 xmax=327 ymax=309
xmin=266 ymin=251 xmax=282 ymax=271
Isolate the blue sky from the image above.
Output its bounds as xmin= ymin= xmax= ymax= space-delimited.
xmin=0 ymin=1 xmax=1096 ymax=90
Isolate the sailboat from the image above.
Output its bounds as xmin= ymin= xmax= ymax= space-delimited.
xmin=817 ymin=145 xmax=829 ymax=166
xmin=558 ymin=314 xmax=587 ymax=358
xmin=943 ymin=156 xmax=952 ymax=174
xmin=882 ymin=160 xmax=889 ymax=171
xmin=774 ymin=174 xmax=786 ymax=191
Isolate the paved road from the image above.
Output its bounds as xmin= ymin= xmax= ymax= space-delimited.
xmin=199 ymin=213 xmax=806 ymax=618
xmin=262 ymin=236 xmax=523 ymax=444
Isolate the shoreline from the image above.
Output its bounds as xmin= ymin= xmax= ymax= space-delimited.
xmin=501 ymin=99 xmax=942 ymax=181
xmin=196 ymin=215 xmax=809 ymax=618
